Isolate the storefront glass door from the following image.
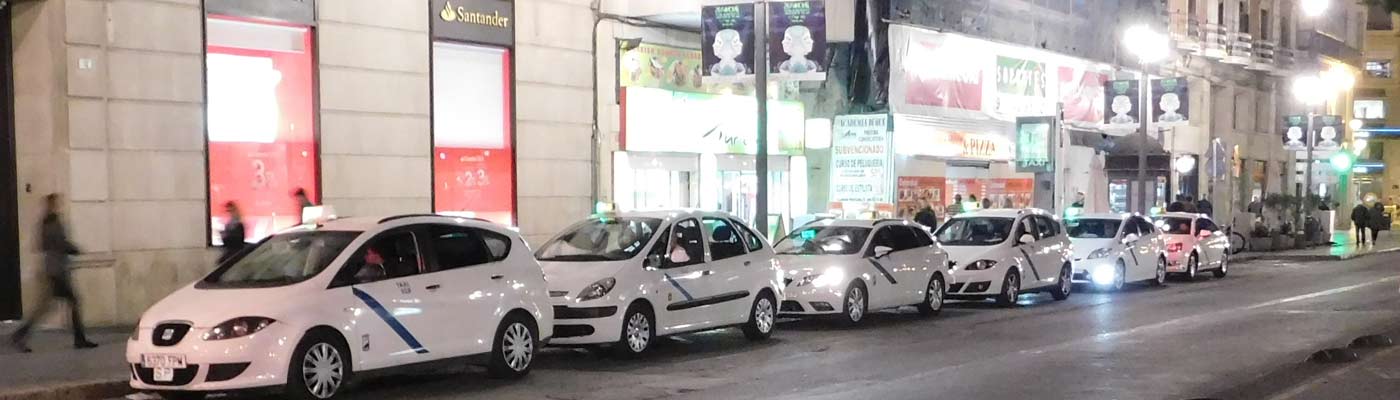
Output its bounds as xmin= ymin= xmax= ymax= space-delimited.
xmin=718 ymin=170 xmax=788 ymax=231
xmin=631 ymin=169 xmax=696 ymax=210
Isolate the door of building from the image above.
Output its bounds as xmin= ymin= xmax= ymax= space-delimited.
xmin=1 ymin=2 xmax=21 ymax=321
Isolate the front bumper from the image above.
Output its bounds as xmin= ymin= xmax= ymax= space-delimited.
xmin=126 ymin=323 xmax=298 ymax=392
xmin=547 ymin=301 xmax=625 ymax=346
xmin=944 ymin=267 xmax=1002 ymax=297
xmin=1072 ymin=258 xmax=1118 ymax=285
xmin=778 ymin=285 xmax=846 ymax=316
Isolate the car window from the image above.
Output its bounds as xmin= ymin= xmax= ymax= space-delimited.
xmin=480 ymin=230 xmax=511 ymax=261
xmin=870 ymin=227 xmax=899 ymax=251
xmin=1015 ymin=217 xmax=1040 ymax=241
xmin=1035 ymin=216 xmax=1059 ymax=239
xmin=889 ymin=226 xmax=923 ymax=251
xmin=1162 ymin=217 xmax=1193 ymax=234
xmin=704 ymin=217 xmax=747 ymax=261
xmin=204 ymin=231 xmax=359 ymax=288
xmin=662 ymin=219 xmax=705 ymax=268
xmin=536 ymin=217 xmax=662 ymax=262
xmin=1195 ymin=218 xmax=1219 ymax=235
xmin=774 ymin=225 xmax=871 ymax=255
xmin=1135 ymin=218 xmax=1157 ymax=236
xmin=732 ymin=218 xmax=765 ymax=252
xmin=426 ymin=225 xmax=496 ymax=273
xmin=1067 ymin=218 xmax=1120 ymax=239
xmin=934 ymin=217 xmax=1014 ymax=246
xmin=909 ymin=226 xmax=935 ymax=247
xmin=1120 ymin=219 xmax=1140 ymax=237
xmin=340 ymin=230 xmax=423 ymax=285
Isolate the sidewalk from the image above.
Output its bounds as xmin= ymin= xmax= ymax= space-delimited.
xmin=1234 ymin=231 xmax=1400 ymax=263
xmin=0 ymin=322 xmax=130 ymax=400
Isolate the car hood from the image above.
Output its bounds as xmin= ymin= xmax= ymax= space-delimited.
xmin=140 ymin=283 xmax=307 ymax=328
xmin=941 ymin=245 xmax=1004 ymax=264
xmin=774 ymin=254 xmax=858 ymax=277
xmin=1069 ymin=238 xmax=1115 ymax=259
xmin=540 ymin=260 xmax=632 ymax=294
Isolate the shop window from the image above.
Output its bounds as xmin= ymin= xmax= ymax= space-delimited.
xmin=1355 ymin=99 xmax=1386 ymax=120
xmin=206 ymin=17 xmax=317 ymax=245
xmin=1366 ymin=60 xmax=1392 ymax=79
xmin=432 ymin=42 xmax=515 ymax=224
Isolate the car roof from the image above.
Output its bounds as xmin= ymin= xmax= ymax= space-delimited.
xmin=1158 ymin=212 xmax=1209 ymax=219
xmin=293 ymin=214 xmax=508 ymax=233
xmin=1075 ymin=213 xmax=1139 ymax=220
xmin=604 ymin=209 xmax=742 ymax=222
xmin=800 ymin=218 xmax=919 ymax=229
xmin=952 ymin=208 xmax=1048 ymax=219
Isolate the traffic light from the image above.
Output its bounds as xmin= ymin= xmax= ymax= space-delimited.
xmin=1329 ymin=151 xmax=1354 ymax=172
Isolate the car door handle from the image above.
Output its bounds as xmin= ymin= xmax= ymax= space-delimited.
xmin=490 ymin=274 xmax=505 ymax=280
xmin=425 ymin=284 xmax=441 ymax=291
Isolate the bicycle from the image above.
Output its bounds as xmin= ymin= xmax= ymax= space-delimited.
xmin=1225 ymin=225 xmax=1247 ymax=255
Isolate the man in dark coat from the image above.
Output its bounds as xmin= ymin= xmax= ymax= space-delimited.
xmin=1352 ymin=202 xmax=1371 ymax=245
xmin=219 ymin=201 xmax=247 ymax=264
xmin=1371 ymin=201 xmax=1389 ymax=243
xmin=9 ymin=194 xmax=97 ymax=352
xmin=913 ymin=198 xmax=938 ymax=232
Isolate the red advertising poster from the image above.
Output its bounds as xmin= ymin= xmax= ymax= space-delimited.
xmin=900 ymin=35 xmax=983 ymax=111
xmin=432 ymin=43 xmax=516 ymax=225
xmin=1058 ymin=66 xmax=1106 ymax=124
xmin=207 ymin=19 xmax=317 ymax=244
xmin=896 ymin=176 xmax=946 ymax=218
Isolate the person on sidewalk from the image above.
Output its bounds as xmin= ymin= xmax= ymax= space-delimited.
xmin=1167 ymin=196 xmax=1186 ymax=213
xmin=913 ymin=198 xmax=938 ymax=231
xmin=9 ymin=194 xmax=97 ymax=352
xmin=1352 ymin=202 xmax=1371 ymax=246
xmin=948 ymin=194 xmax=964 ymax=216
xmin=1371 ymin=201 xmax=1388 ymax=244
xmin=219 ymin=201 xmax=246 ymax=264
xmin=1198 ymin=196 xmax=1214 ymax=218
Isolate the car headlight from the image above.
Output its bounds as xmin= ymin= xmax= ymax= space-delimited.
xmin=793 ymin=274 xmax=820 ymax=287
xmin=1088 ymin=247 xmax=1114 ymax=259
xmin=812 ymin=268 xmax=846 ymax=287
xmin=577 ymin=277 xmax=617 ymax=301
xmin=1091 ymin=264 xmax=1118 ymax=285
xmin=202 ymin=317 xmax=275 ymax=341
xmin=965 ymin=260 xmax=997 ymax=271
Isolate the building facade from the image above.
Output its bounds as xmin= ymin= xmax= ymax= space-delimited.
xmin=1 ymin=0 xmax=595 ymax=325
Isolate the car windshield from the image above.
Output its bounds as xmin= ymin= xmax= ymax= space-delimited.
xmin=774 ymin=226 xmax=873 ymax=255
xmin=203 ymin=231 xmax=360 ymax=288
xmin=935 ymin=217 xmax=1014 ymax=246
xmin=1161 ymin=217 xmax=1193 ymax=234
xmin=1067 ymin=219 xmax=1121 ymax=239
xmin=536 ymin=217 xmax=664 ymax=262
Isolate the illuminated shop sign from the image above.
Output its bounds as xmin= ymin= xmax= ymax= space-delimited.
xmin=432 ymin=0 xmax=513 ymax=46
xmin=623 ymin=87 xmax=805 ymax=155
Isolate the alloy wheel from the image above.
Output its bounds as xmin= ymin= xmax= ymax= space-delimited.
xmin=302 ymin=343 xmax=343 ymax=399
xmin=847 ymin=286 xmax=866 ymax=322
xmin=502 ymin=322 xmax=534 ymax=372
xmin=625 ymin=312 xmax=652 ymax=353
xmin=928 ymin=278 xmax=944 ymax=311
xmin=754 ymin=297 xmax=774 ymax=333
xmin=1006 ymin=273 xmax=1019 ymax=300
xmin=1155 ymin=258 xmax=1167 ymax=285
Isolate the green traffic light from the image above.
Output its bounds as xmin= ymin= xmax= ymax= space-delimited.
xmin=1329 ymin=152 xmax=1354 ymax=171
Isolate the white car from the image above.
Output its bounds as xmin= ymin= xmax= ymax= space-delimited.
xmin=935 ymin=209 xmax=1074 ymax=307
xmin=1066 ymin=213 xmax=1168 ymax=291
xmin=127 ymin=215 xmax=552 ymax=399
xmin=772 ymin=219 xmax=953 ymax=324
xmin=535 ymin=210 xmax=783 ymax=356
xmin=1156 ymin=212 xmax=1230 ymax=280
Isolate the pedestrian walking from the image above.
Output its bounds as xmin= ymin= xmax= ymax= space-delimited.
xmin=947 ymin=194 xmax=964 ymax=216
xmin=1166 ymin=196 xmax=1186 ymax=212
xmin=1071 ymin=192 xmax=1085 ymax=208
xmin=1247 ymin=195 xmax=1264 ymax=214
xmin=9 ymin=194 xmax=97 ymax=352
xmin=913 ymin=198 xmax=938 ymax=231
xmin=1197 ymin=197 xmax=1214 ymax=218
xmin=1352 ymin=202 xmax=1371 ymax=245
xmin=293 ymin=187 xmax=315 ymax=223
xmin=981 ymin=197 xmax=992 ymax=210
xmin=1371 ymin=201 xmax=1388 ymax=243
xmin=219 ymin=201 xmax=246 ymax=264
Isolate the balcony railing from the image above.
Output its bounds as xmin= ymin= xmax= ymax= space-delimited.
xmin=1202 ymin=23 xmax=1230 ymax=59
xmin=1168 ymin=11 xmax=1205 ymax=51
xmin=1224 ymin=31 xmax=1253 ymax=65
xmin=1248 ymin=39 xmax=1276 ymax=71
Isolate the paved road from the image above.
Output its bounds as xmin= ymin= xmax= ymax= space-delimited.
xmin=136 ymin=255 xmax=1400 ymax=400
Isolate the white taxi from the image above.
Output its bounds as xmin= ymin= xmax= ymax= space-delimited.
xmin=1066 ymin=213 xmax=1167 ymax=291
xmin=936 ymin=209 xmax=1074 ymax=307
xmin=773 ymin=219 xmax=953 ymax=324
xmin=1156 ymin=212 xmax=1230 ymax=280
xmin=535 ymin=210 xmax=783 ymax=356
xmin=127 ymin=214 xmax=552 ymax=399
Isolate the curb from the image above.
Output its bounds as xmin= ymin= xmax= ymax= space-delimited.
xmin=1240 ymin=246 xmax=1400 ymax=262
xmin=0 ymin=379 xmax=128 ymax=400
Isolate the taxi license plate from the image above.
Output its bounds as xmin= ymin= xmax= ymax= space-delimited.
xmin=141 ymin=354 xmax=186 ymax=369
xmin=153 ymin=367 xmax=174 ymax=382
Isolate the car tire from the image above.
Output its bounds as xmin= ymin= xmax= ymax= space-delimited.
xmin=157 ymin=392 xmax=206 ymax=400
xmin=1051 ymin=263 xmax=1072 ymax=301
xmin=839 ymin=281 xmax=869 ymax=325
xmin=1213 ymin=253 xmax=1229 ymax=278
xmin=486 ymin=313 xmax=537 ymax=379
xmin=1185 ymin=252 xmax=1199 ymax=281
xmin=995 ymin=270 xmax=1021 ymax=307
xmin=1151 ymin=257 xmax=1167 ymax=286
xmin=1108 ymin=260 xmax=1126 ymax=292
xmin=916 ymin=274 xmax=946 ymax=316
xmin=741 ymin=291 xmax=777 ymax=340
xmin=284 ymin=330 xmax=351 ymax=400
xmin=614 ymin=303 xmax=655 ymax=357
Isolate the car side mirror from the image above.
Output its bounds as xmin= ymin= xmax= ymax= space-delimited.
xmin=1121 ymin=233 xmax=1141 ymax=244
xmin=1017 ymin=234 xmax=1036 ymax=246
xmin=644 ymin=254 xmax=663 ymax=270
xmin=872 ymin=246 xmax=893 ymax=259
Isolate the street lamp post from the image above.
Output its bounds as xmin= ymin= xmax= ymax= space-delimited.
xmin=1122 ymin=24 xmax=1169 ymax=213
xmin=1292 ymin=69 xmax=1354 ymax=231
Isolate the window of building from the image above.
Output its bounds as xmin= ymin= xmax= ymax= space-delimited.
xmin=1239 ymin=2 xmax=1249 ymax=33
xmin=1281 ymin=15 xmax=1291 ymax=47
xmin=206 ymin=17 xmax=318 ymax=246
xmin=1367 ymin=60 xmax=1393 ymax=78
xmin=1369 ymin=3 xmax=1394 ymax=31
xmin=431 ymin=42 xmax=516 ymax=224
xmin=1355 ymin=99 xmax=1386 ymax=120
xmin=1260 ymin=9 xmax=1270 ymax=40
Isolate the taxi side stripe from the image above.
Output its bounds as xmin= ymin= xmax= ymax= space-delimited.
xmin=663 ymin=273 xmax=695 ymax=301
xmin=867 ymin=259 xmax=899 ymax=285
xmin=351 ymin=288 xmax=429 ymax=354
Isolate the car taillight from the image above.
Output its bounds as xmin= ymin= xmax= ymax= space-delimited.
xmin=1167 ymin=243 xmax=1183 ymax=253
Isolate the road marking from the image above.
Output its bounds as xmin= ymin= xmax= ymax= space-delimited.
xmin=774 ymin=274 xmax=1400 ymax=400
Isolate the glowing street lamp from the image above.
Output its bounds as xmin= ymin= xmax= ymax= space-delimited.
xmin=1121 ymin=23 xmax=1171 ymax=213
xmin=1301 ymin=0 xmax=1329 ymax=18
